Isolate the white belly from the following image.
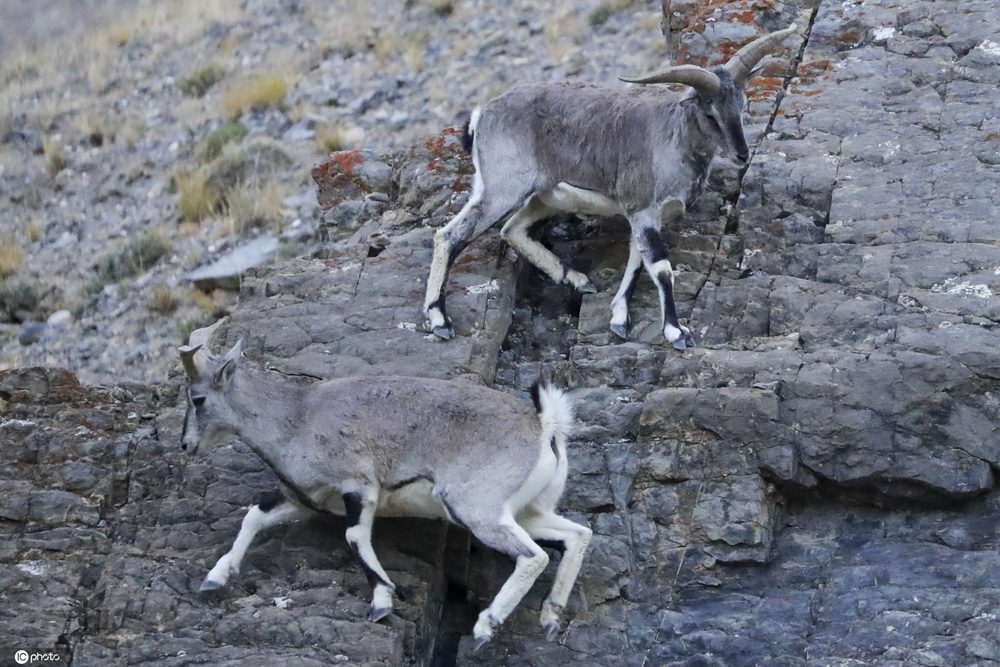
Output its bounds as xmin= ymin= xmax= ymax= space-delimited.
xmin=377 ymin=479 xmax=449 ymax=519
xmin=539 ymin=182 xmax=625 ymax=217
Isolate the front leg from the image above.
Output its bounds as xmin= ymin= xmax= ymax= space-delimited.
xmin=201 ymin=494 xmax=311 ymax=591
xmin=609 ymin=235 xmax=642 ymax=340
xmin=629 ymin=203 xmax=696 ymax=350
xmin=343 ymin=489 xmax=398 ymax=622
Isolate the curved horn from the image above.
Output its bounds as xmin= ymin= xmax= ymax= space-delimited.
xmin=619 ymin=65 xmax=722 ymax=96
xmin=725 ymin=23 xmax=799 ymax=83
xmin=177 ymin=319 xmax=224 ymax=381
xmin=178 ymin=344 xmax=203 ymax=381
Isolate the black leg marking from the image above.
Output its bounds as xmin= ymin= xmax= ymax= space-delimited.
xmin=535 ymin=539 xmax=566 ymax=554
xmin=643 ymin=227 xmax=668 ymax=263
xmin=623 ymin=263 xmax=643 ymax=303
xmin=550 ymin=437 xmax=559 ymax=459
xmin=355 ymin=550 xmax=385 ymax=589
xmin=343 ymin=492 xmax=363 ymax=528
xmin=659 ymin=273 xmax=681 ymax=330
xmin=343 ymin=492 xmax=392 ymax=589
xmin=258 ymin=491 xmax=284 ymax=512
xmin=530 ymin=382 xmax=542 ymax=413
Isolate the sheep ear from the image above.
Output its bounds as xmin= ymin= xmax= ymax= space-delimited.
xmin=213 ymin=339 xmax=242 ymax=388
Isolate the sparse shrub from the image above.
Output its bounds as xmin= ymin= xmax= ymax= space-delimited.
xmin=26 ymin=219 xmax=43 ymax=243
xmin=179 ymin=65 xmax=226 ymax=97
xmin=205 ymin=137 xmax=292 ymax=192
xmin=188 ymin=288 xmax=216 ymax=313
xmin=315 ymin=121 xmax=364 ymax=153
xmin=315 ymin=122 xmax=346 ymax=152
xmin=225 ymin=180 xmax=284 ymax=233
xmin=149 ymin=283 xmax=180 ymax=314
xmin=176 ymin=169 xmax=221 ymax=222
xmin=0 ymin=238 xmax=22 ymax=279
xmin=121 ymin=116 xmax=146 ymax=148
xmin=589 ymin=0 xmax=638 ymax=27
xmin=0 ymin=282 xmax=38 ymax=323
xmin=95 ymin=231 xmax=171 ymax=283
xmin=197 ymin=120 xmax=248 ymax=161
xmin=43 ymin=136 xmax=66 ymax=175
xmin=221 ymin=74 xmax=288 ymax=118
xmin=177 ymin=317 xmax=211 ymax=343
xmin=423 ymin=0 xmax=454 ymax=16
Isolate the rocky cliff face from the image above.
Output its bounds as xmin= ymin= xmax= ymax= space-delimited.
xmin=3 ymin=0 xmax=1000 ymax=665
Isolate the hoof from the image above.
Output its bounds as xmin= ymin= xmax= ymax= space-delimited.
xmin=672 ymin=337 xmax=687 ymax=350
xmin=198 ymin=578 xmax=224 ymax=592
xmin=368 ymin=606 xmax=392 ymax=623
xmin=432 ymin=325 xmax=455 ymax=340
xmin=544 ymin=620 xmax=561 ymax=641
xmin=682 ymin=330 xmax=696 ymax=348
xmin=577 ymin=280 xmax=598 ymax=295
xmin=472 ymin=634 xmax=492 ymax=654
xmin=609 ymin=322 xmax=629 ymax=341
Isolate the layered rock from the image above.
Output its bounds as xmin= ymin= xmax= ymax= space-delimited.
xmin=4 ymin=1 xmax=1000 ymax=665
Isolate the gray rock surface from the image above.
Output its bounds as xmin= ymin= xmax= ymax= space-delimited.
xmin=3 ymin=1 xmax=1000 ymax=666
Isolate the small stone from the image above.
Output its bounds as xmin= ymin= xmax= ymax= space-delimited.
xmin=46 ymin=310 xmax=73 ymax=328
xmin=19 ymin=323 xmax=47 ymax=346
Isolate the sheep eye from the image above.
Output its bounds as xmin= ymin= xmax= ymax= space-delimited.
xmin=192 ymin=396 xmax=206 ymax=407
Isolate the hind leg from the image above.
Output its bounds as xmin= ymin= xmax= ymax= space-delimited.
xmin=500 ymin=195 xmax=596 ymax=293
xmin=423 ymin=186 xmax=527 ymax=339
xmin=518 ymin=509 xmax=592 ymax=639
xmin=458 ymin=512 xmax=549 ymax=652
xmin=609 ymin=235 xmax=643 ymax=340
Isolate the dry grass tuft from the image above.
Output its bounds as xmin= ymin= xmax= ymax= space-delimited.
xmin=106 ymin=24 xmax=132 ymax=47
xmin=43 ymin=136 xmax=66 ymax=175
xmin=0 ymin=237 xmax=23 ymax=279
xmin=179 ymin=65 xmax=226 ymax=98
xmin=221 ymin=74 xmax=289 ymax=118
xmin=176 ymin=169 xmax=221 ymax=222
xmin=315 ymin=121 xmax=365 ymax=153
xmin=148 ymin=284 xmax=180 ymax=314
xmin=225 ymin=180 xmax=284 ymax=233
xmin=26 ymin=219 xmax=44 ymax=243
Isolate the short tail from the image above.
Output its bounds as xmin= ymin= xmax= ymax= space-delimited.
xmin=531 ymin=381 xmax=574 ymax=444
xmin=460 ymin=107 xmax=481 ymax=153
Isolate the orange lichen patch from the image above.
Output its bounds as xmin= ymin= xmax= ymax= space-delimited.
xmin=747 ymin=76 xmax=785 ymax=102
xmin=451 ymin=174 xmax=472 ymax=193
xmin=331 ymin=149 xmax=366 ymax=177
xmin=0 ymin=368 xmax=109 ymax=407
xmin=985 ymin=132 xmax=1000 ymax=140
xmin=801 ymin=89 xmax=823 ymax=97
xmin=798 ymin=60 xmax=833 ymax=77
